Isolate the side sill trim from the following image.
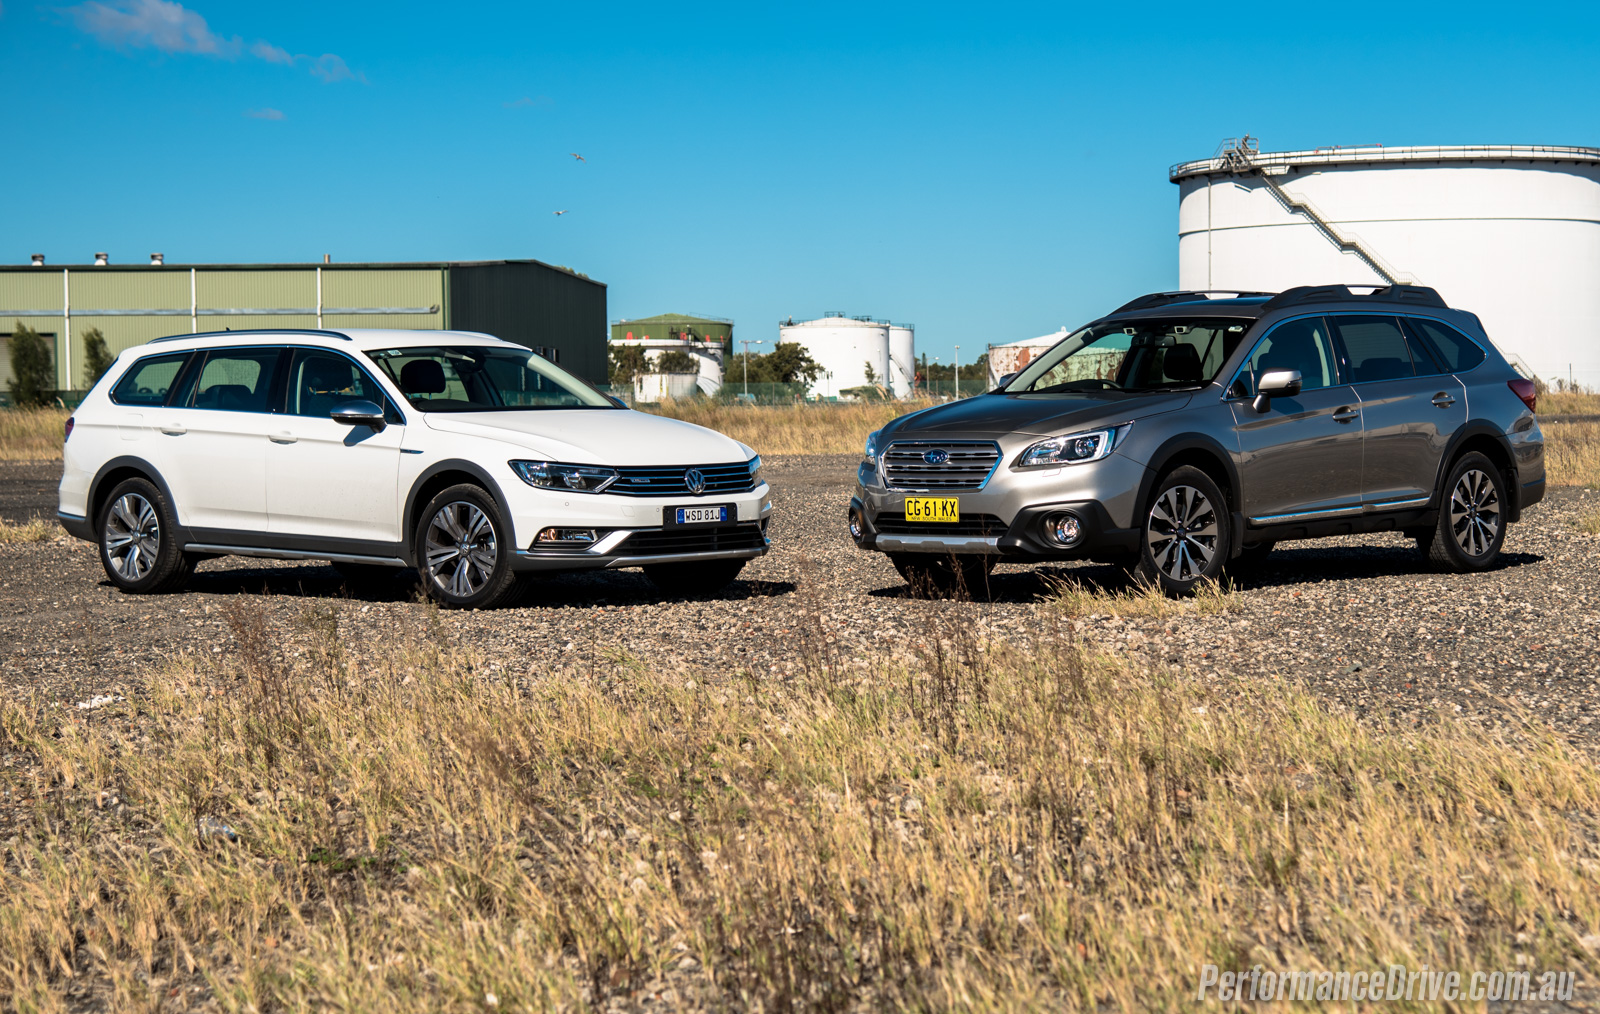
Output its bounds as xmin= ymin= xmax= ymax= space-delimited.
xmin=183 ymin=543 xmax=408 ymax=567
xmin=1248 ymin=497 xmax=1430 ymax=526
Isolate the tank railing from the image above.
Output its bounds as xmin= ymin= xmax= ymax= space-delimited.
xmin=1170 ymin=143 xmax=1600 ymax=179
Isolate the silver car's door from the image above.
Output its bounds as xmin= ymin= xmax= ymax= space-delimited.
xmin=1330 ymin=314 xmax=1467 ymax=508
xmin=1228 ymin=315 xmax=1365 ymax=523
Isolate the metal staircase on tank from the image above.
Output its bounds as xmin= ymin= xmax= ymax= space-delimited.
xmin=1218 ymin=137 xmax=1415 ymax=286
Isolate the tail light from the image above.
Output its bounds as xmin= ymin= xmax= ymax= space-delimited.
xmin=1507 ymin=378 xmax=1537 ymax=414
xmin=64 ymin=417 xmax=75 ymax=442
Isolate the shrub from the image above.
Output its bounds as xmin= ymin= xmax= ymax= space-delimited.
xmin=5 ymin=321 xmax=54 ymax=408
xmin=80 ymin=327 xmax=115 ymax=389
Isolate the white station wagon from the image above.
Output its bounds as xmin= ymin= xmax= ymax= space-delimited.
xmin=57 ymin=328 xmax=772 ymax=608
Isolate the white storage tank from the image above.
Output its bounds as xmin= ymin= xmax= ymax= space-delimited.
xmin=1171 ymin=139 xmax=1600 ymax=388
xmin=633 ymin=372 xmax=699 ymax=403
xmin=887 ymin=324 xmax=916 ymax=398
xmin=778 ymin=313 xmax=891 ymax=398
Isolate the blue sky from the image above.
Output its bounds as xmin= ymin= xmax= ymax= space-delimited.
xmin=3 ymin=0 xmax=1598 ymax=363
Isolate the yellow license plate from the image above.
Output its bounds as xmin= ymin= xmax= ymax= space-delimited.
xmin=904 ymin=497 xmax=960 ymax=522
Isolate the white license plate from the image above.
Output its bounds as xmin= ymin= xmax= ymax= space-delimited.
xmin=674 ymin=505 xmax=730 ymax=525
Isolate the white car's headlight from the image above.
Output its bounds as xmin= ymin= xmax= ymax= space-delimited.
xmin=863 ymin=429 xmax=881 ymax=465
xmin=1015 ymin=425 xmax=1128 ymax=468
xmin=747 ymin=455 xmax=764 ymax=486
xmin=510 ymin=460 xmax=619 ymax=493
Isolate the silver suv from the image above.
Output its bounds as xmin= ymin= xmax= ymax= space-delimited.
xmin=849 ymin=284 xmax=1545 ymax=594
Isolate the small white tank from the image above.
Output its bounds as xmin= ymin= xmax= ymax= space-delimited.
xmin=887 ymin=324 xmax=915 ymax=398
xmin=633 ymin=372 xmax=700 ymax=402
xmin=778 ymin=314 xmax=891 ymax=398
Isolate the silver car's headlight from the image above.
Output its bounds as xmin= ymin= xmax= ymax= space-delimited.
xmin=747 ymin=455 xmax=764 ymax=486
xmin=1015 ymin=425 xmax=1128 ymax=468
xmin=510 ymin=460 xmax=619 ymax=493
xmin=863 ymin=429 xmax=881 ymax=465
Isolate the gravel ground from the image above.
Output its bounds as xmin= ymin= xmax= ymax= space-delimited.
xmin=3 ymin=455 xmax=1599 ymax=746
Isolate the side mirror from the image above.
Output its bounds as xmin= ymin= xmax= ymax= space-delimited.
xmin=1251 ymin=369 xmax=1302 ymax=412
xmin=997 ymin=372 xmax=1018 ymax=389
xmin=330 ymin=399 xmax=387 ymax=431
xmin=607 ymin=394 xmax=628 ymax=408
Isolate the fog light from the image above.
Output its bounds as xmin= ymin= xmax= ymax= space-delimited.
xmin=848 ymin=508 xmax=865 ymax=540
xmin=1044 ymin=512 xmax=1082 ymax=547
xmin=535 ymin=527 xmax=597 ymax=545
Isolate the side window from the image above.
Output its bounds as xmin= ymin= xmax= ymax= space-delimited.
xmin=186 ymin=348 xmax=283 ymax=413
xmin=381 ymin=353 xmax=483 ymax=410
xmin=1237 ymin=316 xmax=1340 ymax=394
xmin=111 ymin=352 xmax=191 ymax=406
xmin=286 ymin=349 xmax=398 ymax=420
xmin=1405 ymin=318 xmax=1486 ymax=374
xmin=1332 ymin=316 xmax=1416 ymax=384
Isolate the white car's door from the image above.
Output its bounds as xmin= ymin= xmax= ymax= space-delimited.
xmin=265 ymin=348 xmax=404 ymax=543
xmin=156 ymin=346 xmax=282 ymax=534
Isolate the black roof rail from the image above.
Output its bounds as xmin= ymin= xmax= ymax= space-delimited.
xmin=148 ymin=327 xmax=354 ymax=344
xmin=1113 ymin=290 xmax=1275 ymax=313
xmin=1260 ymin=284 xmax=1449 ymax=313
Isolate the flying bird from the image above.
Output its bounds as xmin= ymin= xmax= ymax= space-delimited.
xmin=571 ymin=153 xmax=585 ymax=162
xmin=553 ymin=210 xmax=568 ymax=216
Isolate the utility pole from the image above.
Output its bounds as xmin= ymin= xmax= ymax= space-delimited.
xmin=954 ymin=345 xmax=960 ymax=398
xmin=739 ymin=340 xmax=765 ymax=399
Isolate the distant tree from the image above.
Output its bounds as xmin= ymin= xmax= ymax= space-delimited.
xmin=81 ymin=327 xmax=115 ymax=389
xmin=654 ymin=349 xmax=698 ymax=373
xmin=745 ymin=342 xmax=822 ymax=385
xmin=863 ymin=360 xmax=878 ymax=385
xmin=6 ymin=321 xmax=54 ymax=408
xmin=608 ymin=345 xmax=648 ymax=385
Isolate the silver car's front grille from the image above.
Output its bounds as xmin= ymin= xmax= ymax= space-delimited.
xmin=881 ymin=441 xmax=1002 ymax=490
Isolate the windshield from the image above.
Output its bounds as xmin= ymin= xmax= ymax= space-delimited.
xmin=1005 ymin=317 xmax=1253 ymax=394
xmin=366 ymin=345 xmax=616 ymax=412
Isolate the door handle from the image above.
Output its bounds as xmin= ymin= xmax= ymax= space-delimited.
xmin=269 ymin=431 xmax=298 ymax=444
xmin=1431 ymin=393 xmax=1456 ymax=407
xmin=159 ymin=422 xmax=187 ymax=435
xmin=1332 ymin=408 xmax=1360 ymax=423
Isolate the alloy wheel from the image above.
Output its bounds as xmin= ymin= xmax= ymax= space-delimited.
xmin=1449 ymin=468 xmax=1501 ymax=557
xmin=103 ymin=492 xmax=160 ymax=582
xmin=1145 ymin=484 xmax=1219 ymax=582
xmin=423 ymin=501 xmax=499 ymax=598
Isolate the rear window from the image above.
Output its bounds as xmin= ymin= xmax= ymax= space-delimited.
xmin=1406 ymin=317 xmax=1487 ymax=374
xmin=111 ymin=352 xmax=191 ymax=406
xmin=1332 ymin=316 xmax=1417 ymax=384
xmin=185 ymin=348 xmax=283 ymax=413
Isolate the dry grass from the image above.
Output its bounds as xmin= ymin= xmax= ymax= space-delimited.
xmin=1578 ymin=512 xmax=1600 ymax=536
xmin=1044 ymin=575 xmax=1235 ymax=618
xmin=2 ymin=600 xmax=1597 ymax=1012
xmin=645 ymin=400 xmax=926 ymax=456
xmin=0 ymin=517 xmax=56 ymax=544
xmin=1545 ymin=421 xmax=1600 ymax=489
xmin=1540 ymin=390 xmax=1600 ymax=416
xmin=0 ymin=408 xmax=71 ymax=461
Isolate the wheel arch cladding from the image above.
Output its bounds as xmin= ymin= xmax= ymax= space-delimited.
xmin=1443 ymin=429 xmax=1520 ymax=521
xmin=403 ymin=461 xmax=516 ymax=562
xmin=1141 ymin=438 xmax=1240 ymax=512
xmin=89 ymin=457 xmax=176 ymax=531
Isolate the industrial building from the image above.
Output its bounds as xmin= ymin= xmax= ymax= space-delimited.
xmin=778 ymin=313 xmax=916 ymax=399
xmin=1171 ymin=138 xmax=1600 ymax=388
xmin=609 ymin=313 xmax=732 ymax=399
xmin=0 ymin=257 xmax=608 ymax=394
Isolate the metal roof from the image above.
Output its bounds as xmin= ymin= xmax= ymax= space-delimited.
xmin=0 ymin=258 xmax=606 ymax=286
xmin=611 ymin=312 xmax=733 ymax=326
xmin=1170 ymin=144 xmax=1600 ymax=182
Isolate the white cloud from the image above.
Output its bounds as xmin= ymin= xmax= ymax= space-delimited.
xmin=245 ymin=107 xmax=284 ymax=120
xmin=249 ymin=39 xmax=293 ymax=65
xmin=308 ymin=52 xmax=363 ymax=84
xmin=65 ymin=0 xmax=239 ymax=56
xmin=64 ymin=0 xmax=365 ymax=83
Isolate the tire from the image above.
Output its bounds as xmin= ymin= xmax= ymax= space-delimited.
xmin=96 ymin=477 xmax=193 ymax=594
xmin=414 ymin=484 xmax=522 ymax=609
xmin=643 ymin=558 xmax=747 ymax=597
xmin=1422 ymin=452 xmax=1507 ymax=572
xmin=1133 ymin=466 xmax=1231 ymax=596
xmin=889 ymin=552 xmax=996 ymax=599
xmin=332 ymin=560 xmax=403 ymax=589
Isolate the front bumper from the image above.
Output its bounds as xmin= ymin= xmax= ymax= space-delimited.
xmin=511 ymin=518 xmax=770 ymax=572
xmin=849 ymin=454 xmax=1145 ymax=562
